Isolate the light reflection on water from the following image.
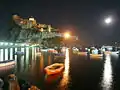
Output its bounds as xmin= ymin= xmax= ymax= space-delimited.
xmin=58 ymin=48 xmax=70 ymax=90
xmin=0 ymin=48 xmax=15 ymax=74
xmin=25 ymin=47 xmax=29 ymax=71
xmin=21 ymin=48 xmax=25 ymax=72
xmin=0 ymin=49 xmax=4 ymax=61
xmin=101 ymin=54 xmax=113 ymax=90
xmin=0 ymin=47 xmax=116 ymax=90
xmin=40 ymin=53 xmax=44 ymax=72
xmin=10 ymin=48 xmax=13 ymax=60
xmin=15 ymin=48 xmax=17 ymax=60
xmin=5 ymin=48 xmax=8 ymax=60
xmin=48 ymin=55 xmax=51 ymax=66
xmin=0 ymin=47 xmax=71 ymax=89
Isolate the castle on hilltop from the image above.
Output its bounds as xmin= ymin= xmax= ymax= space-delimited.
xmin=8 ymin=14 xmax=61 ymax=46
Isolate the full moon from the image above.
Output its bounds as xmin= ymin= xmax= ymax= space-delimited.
xmin=104 ymin=17 xmax=112 ymax=24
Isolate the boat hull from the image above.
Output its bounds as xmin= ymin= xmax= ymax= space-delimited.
xmin=0 ymin=60 xmax=15 ymax=67
xmin=90 ymin=54 xmax=103 ymax=57
xmin=45 ymin=63 xmax=64 ymax=75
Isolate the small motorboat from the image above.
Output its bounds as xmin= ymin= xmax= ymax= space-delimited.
xmin=44 ymin=63 xmax=64 ymax=75
xmin=45 ymin=72 xmax=63 ymax=83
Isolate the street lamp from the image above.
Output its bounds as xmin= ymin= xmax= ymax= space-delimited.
xmin=64 ymin=32 xmax=70 ymax=39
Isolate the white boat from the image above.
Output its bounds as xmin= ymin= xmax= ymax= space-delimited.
xmin=111 ymin=51 xmax=119 ymax=54
xmin=0 ymin=60 xmax=15 ymax=67
xmin=48 ymin=49 xmax=58 ymax=53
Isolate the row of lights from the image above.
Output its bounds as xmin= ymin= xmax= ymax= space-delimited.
xmin=0 ymin=42 xmax=29 ymax=46
xmin=0 ymin=42 xmax=14 ymax=46
xmin=0 ymin=42 xmax=41 ymax=47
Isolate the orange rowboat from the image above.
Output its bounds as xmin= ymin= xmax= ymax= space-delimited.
xmin=45 ymin=72 xmax=63 ymax=83
xmin=44 ymin=63 xmax=64 ymax=75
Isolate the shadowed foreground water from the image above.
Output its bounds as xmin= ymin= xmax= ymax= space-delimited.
xmin=0 ymin=47 xmax=120 ymax=90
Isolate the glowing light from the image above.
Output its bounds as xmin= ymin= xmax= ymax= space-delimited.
xmin=104 ymin=17 xmax=112 ymax=24
xmin=4 ymin=42 xmax=8 ymax=45
xmin=21 ymin=44 xmax=25 ymax=46
xmin=29 ymin=17 xmax=35 ymax=21
xmin=85 ymin=48 xmax=88 ymax=50
xmin=101 ymin=54 xmax=113 ymax=90
xmin=21 ymin=48 xmax=24 ymax=52
xmin=64 ymin=32 xmax=70 ymax=39
xmin=10 ymin=43 xmax=13 ymax=45
xmin=0 ymin=42 xmax=3 ymax=45
xmin=41 ymin=28 xmax=44 ymax=32
xmin=48 ymin=25 xmax=51 ymax=32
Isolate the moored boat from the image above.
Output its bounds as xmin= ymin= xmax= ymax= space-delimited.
xmin=48 ymin=49 xmax=58 ymax=53
xmin=45 ymin=72 xmax=63 ymax=83
xmin=78 ymin=52 xmax=87 ymax=55
xmin=54 ymin=53 xmax=65 ymax=56
xmin=44 ymin=63 xmax=64 ymax=75
xmin=40 ymin=47 xmax=48 ymax=52
xmin=0 ymin=60 xmax=15 ymax=67
xmin=90 ymin=54 xmax=103 ymax=57
xmin=54 ymin=53 xmax=65 ymax=59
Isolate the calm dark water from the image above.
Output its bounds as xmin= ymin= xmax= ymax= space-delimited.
xmin=1 ymin=47 xmax=120 ymax=90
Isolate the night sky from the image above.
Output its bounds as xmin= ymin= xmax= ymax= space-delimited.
xmin=0 ymin=0 xmax=120 ymax=45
